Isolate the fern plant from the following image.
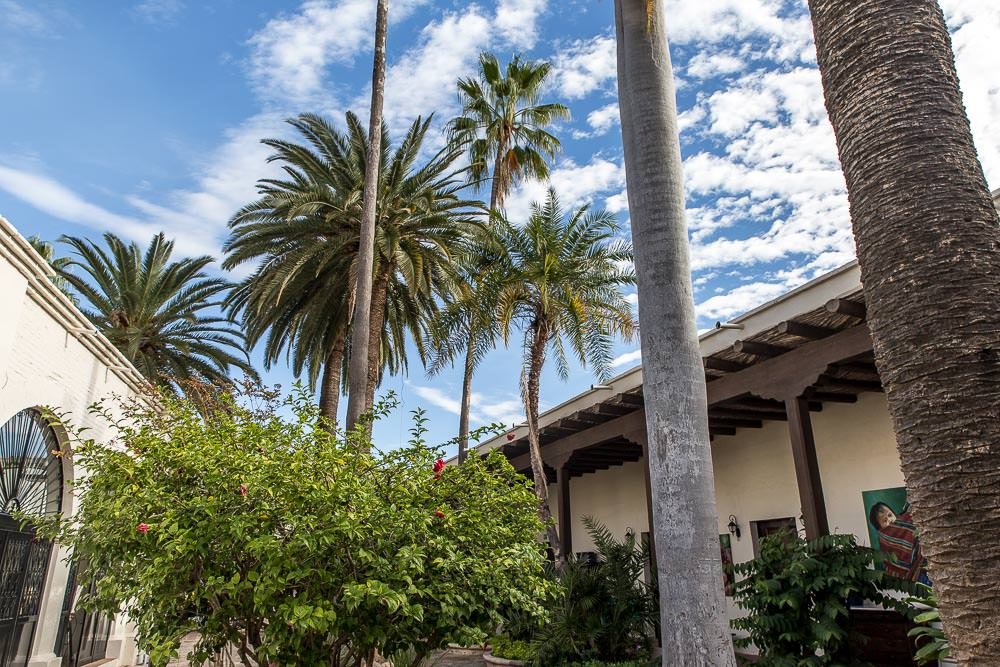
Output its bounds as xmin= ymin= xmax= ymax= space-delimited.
xmin=531 ymin=517 xmax=656 ymax=665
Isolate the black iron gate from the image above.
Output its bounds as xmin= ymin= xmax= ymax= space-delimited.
xmin=0 ymin=409 xmax=64 ymax=667
xmin=54 ymin=561 xmax=112 ymax=667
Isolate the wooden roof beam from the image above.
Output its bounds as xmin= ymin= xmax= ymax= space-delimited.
xmin=776 ymin=320 xmax=837 ymax=340
xmin=704 ymin=357 xmax=749 ymax=373
xmin=825 ymin=298 xmax=867 ymax=319
xmin=807 ymin=391 xmax=858 ymax=404
xmin=733 ymin=339 xmax=789 ymax=357
xmin=710 ymin=407 xmax=788 ymax=422
xmin=817 ymin=375 xmax=883 ymax=391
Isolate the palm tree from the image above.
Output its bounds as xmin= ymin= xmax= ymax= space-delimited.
xmin=27 ymin=235 xmax=75 ymax=302
xmin=807 ymin=0 xmax=1000 ymax=660
xmin=614 ymin=1 xmax=736 ymax=662
xmin=425 ymin=224 xmax=508 ymax=461
xmin=225 ymin=112 xmax=477 ymax=423
xmin=57 ymin=232 xmax=254 ymax=397
xmin=496 ymin=189 xmax=636 ymax=565
xmin=447 ymin=52 xmax=570 ymax=457
xmin=346 ymin=0 xmax=389 ymax=431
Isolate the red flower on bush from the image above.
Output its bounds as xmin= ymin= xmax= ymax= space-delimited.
xmin=238 ymin=483 xmax=248 ymax=497
xmin=434 ymin=510 xmax=445 ymax=519
xmin=136 ymin=523 xmax=151 ymax=534
xmin=506 ymin=432 xmax=516 ymax=441
xmin=433 ymin=458 xmax=446 ymax=480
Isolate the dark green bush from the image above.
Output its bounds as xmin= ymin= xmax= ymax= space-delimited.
xmin=531 ymin=518 xmax=656 ymax=666
xmin=731 ymin=532 xmax=918 ymax=666
xmin=490 ymin=636 xmax=537 ymax=662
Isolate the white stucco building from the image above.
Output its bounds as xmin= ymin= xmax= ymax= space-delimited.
xmin=0 ymin=216 xmax=145 ymax=667
xmin=471 ymin=260 xmax=925 ymax=665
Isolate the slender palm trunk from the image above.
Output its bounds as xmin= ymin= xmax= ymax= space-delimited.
xmin=807 ymin=1 xmax=1000 ymax=660
xmin=457 ymin=333 xmax=476 ymax=462
xmin=363 ymin=271 xmax=391 ymax=425
xmin=346 ymin=0 xmax=388 ymax=431
xmin=318 ymin=333 xmax=345 ymax=428
xmin=615 ymin=1 xmax=735 ymax=663
xmin=522 ymin=319 xmax=562 ymax=564
xmin=457 ymin=143 xmax=507 ymax=458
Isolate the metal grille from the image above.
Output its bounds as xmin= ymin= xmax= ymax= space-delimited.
xmin=0 ymin=409 xmax=63 ymax=667
xmin=0 ymin=410 xmax=62 ymax=518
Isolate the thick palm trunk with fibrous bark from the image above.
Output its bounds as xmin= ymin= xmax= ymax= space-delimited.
xmin=614 ymin=1 xmax=735 ymax=663
xmin=346 ymin=0 xmax=388 ymax=431
xmin=522 ymin=320 xmax=562 ymax=565
xmin=318 ymin=334 xmax=345 ymax=427
xmin=807 ymin=1 xmax=1000 ymax=660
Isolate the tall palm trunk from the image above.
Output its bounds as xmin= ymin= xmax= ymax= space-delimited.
xmin=363 ymin=271 xmax=391 ymax=423
xmin=346 ymin=0 xmax=389 ymax=431
xmin=457 ymin=142 xmax=507 ymax=459
xmin=457 ymin=337 xmax=475 ymax=462
xmin=615 ymin=1 xmax=735 ymax=663
xmin=522 ymin=318 xmax=562 ymax=564
xmin=807 ymin=1 xmax=1000 ymax=660
xmin=319 ymin=333 xmax=345 ymax=427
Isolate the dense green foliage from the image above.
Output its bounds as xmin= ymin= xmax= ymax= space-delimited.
xmin=56 ymin=232 xmax=253 ymax=396
xmin=32 ymin=387 xmax=552 ymax=667
xmin=731 ymin=532 xmax=918 ymax=666
xmin=906 ymin=584 xmax=951 ymax=665
xmin=449 ymin=52 xmax=569 ymax=209
xmin=490 ymin=636 xmax=537 ymax=662
xmin=530 ymin=518 xmax=656 ymax=666
xmin=225 ymin=113 xmax=479 ymax=415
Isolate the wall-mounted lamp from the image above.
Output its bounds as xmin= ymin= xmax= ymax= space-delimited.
xmin=715 ymin=321 xmax=745 ymax=330
xmin=728 ymin=515 xmax=741 ymax=540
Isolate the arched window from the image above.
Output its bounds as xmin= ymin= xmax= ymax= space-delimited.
xmin=0 ymin=409 xmax=63 ymax=523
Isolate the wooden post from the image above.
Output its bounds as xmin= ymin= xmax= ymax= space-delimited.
xmin=785 ymin=395 xmax=830 ymax=539
xmin=555 ymin=457 xmax=573 ymax=556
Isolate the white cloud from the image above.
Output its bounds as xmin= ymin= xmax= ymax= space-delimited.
xmin=503 ymin=157 xmax=626 ymax=222
xmin=572 ymin=102 xmax=620 ymax=139
xmin=686 ymin=52 xmax=746 ymax=80
xmin=0 ymin=112 xmax=289 ymax=260
xmin=550 ymin=35 xmax=617 ymax=100
xmin=0 ymin=163 xmax=217 ymax=257
xmin=611 ymin=348 xmax=641 ymax=368
xmin=378 ymin=9 xmax=492 ymax=133
xmin=408 ymin=382 xmax=523 ymax=427
xmin=247 ymin=0 xmax=374 ymax=105
xmin=132 ymin=0 xmax=185 ymax=25
xmin=0 ymin=1 xmax=48 ymax=34
xmin=495 ymin=0 xmax=547 ymax=49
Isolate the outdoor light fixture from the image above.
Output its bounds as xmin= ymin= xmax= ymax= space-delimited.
xmin=715 ymin=321 xmax=745 ymax=330
xmin=728 ymin=515 xmax=741 ymax=540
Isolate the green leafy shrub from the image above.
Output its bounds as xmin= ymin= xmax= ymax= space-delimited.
xmin=490 ymin=636 xmax=537 ymax=661
xmin=731 ymin=532 xmax=918 ymax=666
xmin=531 ymin=517 xmax=656 ymax=665
xmin=906 ymin=584 xmax=950 ymax=665
xmin=31 ymin=386 xmax=554 ymax=667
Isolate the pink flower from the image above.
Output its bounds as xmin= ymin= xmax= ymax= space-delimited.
xmin=238 ymin=483 xmax=248 ymax=497
xmin=136 ymin=523 xmax=150 ymax=534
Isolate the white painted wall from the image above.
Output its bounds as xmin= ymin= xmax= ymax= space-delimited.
xmin=560 ymin=391 xmax=906 ymax=629
xmin=0 ymin=220 xmax=142 ymax=667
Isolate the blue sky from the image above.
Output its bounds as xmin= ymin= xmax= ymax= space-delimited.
xmin=1 ymin=0 xmax=998 ymax=453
